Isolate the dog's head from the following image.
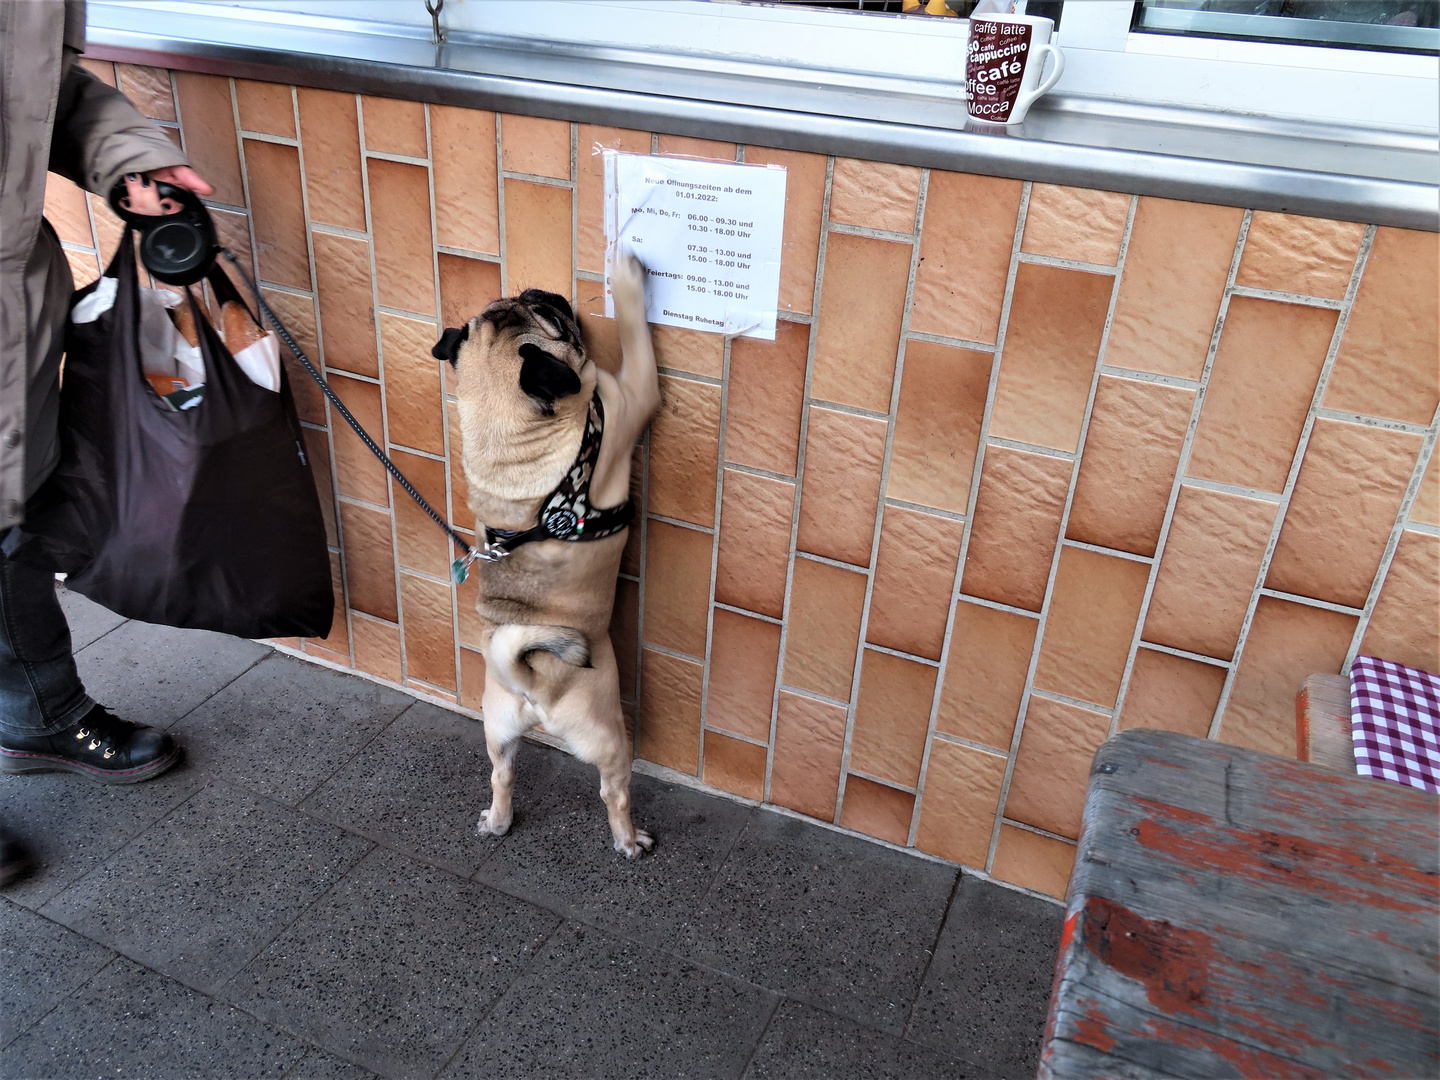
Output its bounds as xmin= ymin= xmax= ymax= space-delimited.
xmin=434 ymin=288 xmax=591 ymax=418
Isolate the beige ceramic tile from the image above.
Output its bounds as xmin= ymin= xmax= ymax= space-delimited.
xmin=935 ymin=601 xmax=1038 ymax=750
xmin=312 ymin=230 xmax=377 ymax=377
xmin=381 ymin=313 xmax=445 ymax=456
xmin=431 ymin=105 xmax=500 ymax=255
xmin=210 ymin=206 xmax=253 ymax=287
xmin=1268 ymin=418 xmax=1423 ymax=608
xmin=305 ymin=551 xmax=349 ymax=656
xmin=235 ymin=79 xmax=294 ymax=137
xmin=652 ymin=324 xmax=723 ymax=380
xmin=352 ymin=615 xmax=402 ymax=683
xmin=1236 ymin=211 xmax=1364 ymax=299
xmin=914 ymin=739 xmax=1008 ymax=868
xmin=911 ymin=171 xmax=1023 ymax=345
xmin=362 ymin=96 xmax=427 ymax=158
xmin=447 ymin=399 xmax=472 ymax=530
xmin=438 ymin=253 xmax=501 ymax=331
xmin=1324 ymin=226 xmax=1440 ymax=426
xmin=1188 ymin=296 xmax=1337 ymax=493
xmin=811 ymin=231 xmax=911 ymax=412
xmin=989 ymin=263 xmax=1112 ymax=453
xmin=796 ymin=407 xmax=887 ymax=567
xmin=657 ymin=134 xmax=735 ymax=161
xmin=575 ymin=287 xmax=622 ymax=375
xmin=1412 ymin=453 xmax=1440 ymax=528
xmin=960 ymin=445 xmax=1071 ymax=612
xmin=726 ymin=319 xmax=809 ymax=475
xmin=577 ymin=125 xmax=650 ymax=273
xmin=261 ymin=288 xmax=324 ymax=424
xmin=849 ymin=649 xmax=938 ymax=789
xmin=839 ymin=776 xmax=915 ymax=846
xmin=116 ymin=64 xmax=176 ymax=121
xmin=1004 ymin=695 xmax=1112 ymax=839
xmin=715 ymin=469 xmax=794 ymax=620
xmin=1219 ymin=596 xmax=1356 ymax=759
xmin=455 ymin=557 xmax=482 ymax=652
xmin=866 ymin=507 xmax=965 ymax=661
xmin=741 ymin=147 xmax=826 ymax=314
xmin=500 ymin=114 xmax=570 ymax=179
xmin=1066 ymin=375 xmax=1193 ymax=557
xmin=329 ymin=374 xmax=389 ymax=505
xmin=368 ymin=159 xmax=437 ymax=316
xmin=611 ymin=576 xmax=640 ymax=699
xmin=1020 ymin=184 xmax=1129 ymax=266
xmin=298 ymin=88 xmax=365 ymax=232
xmin=706 ymin=609 xmax=781 ymax=742
xmin=243 ymin=140 xmax=310 ymax=290
xmin=1143 ymin=485 xmax=1276 ymax=661
xmin=458 ymin=646 xmax=487 ymax=712
xmin=338 ymin=501 xmax=397 ymax=621
xmin=639 ymin=648 xmax=702 ymax=775
xmin=390 ymin=449 xmax=449 ymax=578
xmin=1105 ymin=197 xmax=1244 ymax=380
xmin=770 ymin=691 xmax=848 ymax=821
xmin=86 ymin=193 xmax=123 ymax=266
xmin=990 ymin=826 xmax=1075 ymax=900
xmin=648 ymin=375 xmax=721 ymax=527
xmin=64 ymin=248 xmax=100 ymax=288
xmin=1117 ymin=648 xmax=1225 ymax=738
xmin=79 ymin=58 xmax=117 ymax=87
xmin=1033 ymin=547 xmax=1150 ymax=710
xmin=642 ymin=520 xmax=712 ymax=659
xmin=503 ymin=178 xmax=572 ymax=298
xmin=886 ymin=341 xmax=990 ymax=516
xmin=399 ymin=572 xmax=456 ymax=690
xmin=174 ymin=72 xmax=244 ymax=206
xmin=44 ymin=174 xmax=92 ymax=248
xmin=1360 ymin=530 xmax=1439 ymax=675
xmin=829 ymin=158 xmax=921 ymax=234
xmin=703 ymin=732 xmax=767 ymax=802
xmin=783 ymin=558 xmax=866 ymax=701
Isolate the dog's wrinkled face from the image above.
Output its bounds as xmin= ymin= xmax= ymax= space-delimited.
xmin=433 ymin=289 xmax=589 ymax=417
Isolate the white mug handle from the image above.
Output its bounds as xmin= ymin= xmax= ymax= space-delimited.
xmin=1011 ymin=43 xmax=1065 ymax=122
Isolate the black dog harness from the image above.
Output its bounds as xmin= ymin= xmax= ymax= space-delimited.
xmin=480 ymin=391 xmax=634 ymax=559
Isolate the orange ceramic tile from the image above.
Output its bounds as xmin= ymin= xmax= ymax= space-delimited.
xmin=642 ymin=520 xmax=712 ymax=659
xmin=312 ymin=231 xmax=377 ymax=377
xmin=297 ymin=88 xmax=365 ymax=232
xmin=352 ymin=615 xmax=402 ymax=683
xmin=305 ymin=551 xmax=350 ymax=657
xmin=1117 ymin=648 xmax=1225 ymax=738
xmin=1105 ymin=197 xmax=1244 ymax=380
xmin=706 ymin=609 xmax=781 ymax=742
xmin=648 ymin=375 xmax=721 ymax=527
xmin=1268 ymin=418 xmax=1422 ymax=608
xmin=829 ymin=158 xmax=921 ymax=234
xmin=390 ymin=449 xmax=450 ymax=578
xmin=741 ymin=147 xmax=826 ymax=314
xmin=329 ymin=374 xmax=389 ymax=505
xmin=989 ymin=263 xmax=1112 ymax=453
xmin=991 ymin=826 xmax=1075 ymax=899
xmin=65 ymin=248 xmax=100 ymax=288
xmin=458 ymin=646 xmax=487 ymax=712
xmin=1361 ymin=530 xmax=1439 ymax=675
xmin=702 ymin=732 xmax=767 ymax=801
xmin=243 ymin=140 xmax=310 ymax=289
xmin=1236 ymin=212 xmax=1364 ymax=299
xmin=1325 ymin=227 xmax=1440 ymax=426
xmin=795 ymin=406 xmax=886 ymax=567
xmin=866 ymin=507 xmax=964 ymax=661
xmin=338 ymin=501 xmax=397 ymax=622
xmin=576 ymin=287 xmax=622 ymax=375
xmin=431 ymin=105 xmax=500 ymax=255
xmin=726 ymin=319 xmax=809 ymax=475
xmin=1004 ymin=695 xmax=1111 ymax=839
xmin=399 ymin=572 xmax=456 ymax=690
xmin=368 ymin=159 xmax=437 ymax=317
xmin=652 ymin=324 xmax=723 ymax=379
xmin=577 ymin=125 xmax=650 ymax=273
xmin=960 ymin=445 xmax=1071 ymax=612
xmin=611 ymin=576 xmax=640 ymax=699
xmin=455 ymin=559 xmax=483 ymax=652
xmin=715 ymin=469 xmax=794 ymax=619
xmin=438 ymin=254 xmax=501 ymax=330
xmin=1219 ymin=596 xmax=1356 ymax=759
xmin=44 ymin=174 xmax=92 ymax=247
xmin=1033 ymin=547 xmax=1149 ymax=710
xmin=911 ymin=171 xmax=1023 ymax=345
xmin=638 ymin=648 xmax=703 ymax=775
xmin=235 ymin=79 xmax=294 ymax=137
xmin=362 ymin=96 xmax=426 ymax=158
xmin=1188 ymin=297 xmax=1337 ymax=493
xmin=210 ymin=207 xmax=253 ymax=285
xmin=935 ymin=601 xmax=1037 ymax=750
xmin=500 ymin=113 xmax=570 ymax=179
xmin=620 ymin=456 xmax=643 ymax=577
xmin=770 ymin=690 xmax=847 ymax=821
xmin=1020 ymin=184 xmax=1129 ymax=266
xmin=657 ymin=134 xmax=734 ymax=161
xmin=86 ymin=193 xmax=123 ymax=265
xmin=503 ymin=178 xmax=572 ymax=298
xmin=1412 ymin=453 xmax=1440 ymax=527
xmin=849 ymin=649 xmax=937 ymax=789
xmin=301 ymin=428 xmax=337 ymax=547
xmin=115 ymin=64 xmax=175 ymax=121
xmin=1066 ymin=375 xmax=1193 ymax=557
xmin=783 ymin=558 xmax=866 ymax=701
xmin=447 ymin=399 xmax=473 ymax=530
xmin=79 ymin=58 xmax=117 ymax=86
xmin=840 ymin=776 xmax=915 ymax=846
xmin=811 ymin=231 xmax=911 ymax=412
xmin=913 ymin=739 xmax=1008 ymax=868
xmin=381 ymin=313 xmax=445 ymax=456
xmin=173 ymin=72 xmax=244 ymax=206
xmin=1144 ymin=485 xmax=1276 ymax=661
xmin=258 ymin=288 xmax=322 ymax=424
xmin=886 ymin=341 xmax=989 ymax=516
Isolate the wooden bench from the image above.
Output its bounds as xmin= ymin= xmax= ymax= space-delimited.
xmin=1295 ymin=672 xmax=1356 ymax=774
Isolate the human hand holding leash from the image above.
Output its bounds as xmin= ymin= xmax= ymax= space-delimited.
xmin=118 ymin=166 xmax=213 ymax=215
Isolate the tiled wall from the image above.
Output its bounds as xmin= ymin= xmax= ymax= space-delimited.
xmin=48 ymin=62 xmax=1439 ymax=899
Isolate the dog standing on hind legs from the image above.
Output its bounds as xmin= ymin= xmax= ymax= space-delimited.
xmin=433 ymin=255 xmax=660 ymax=857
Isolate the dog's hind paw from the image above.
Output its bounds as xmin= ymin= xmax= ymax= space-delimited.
xmin=614 ymin=829 xmax=655 ymax=859
xmin=477 ymin=809 xmax=512 ymax=838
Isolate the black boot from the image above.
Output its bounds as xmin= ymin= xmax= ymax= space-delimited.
xmin=0 ymin=706 xmax=179 ymax=784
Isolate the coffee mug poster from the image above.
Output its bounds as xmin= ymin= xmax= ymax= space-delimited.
xmin=966 ymin=15 xmax=1064 ymax=126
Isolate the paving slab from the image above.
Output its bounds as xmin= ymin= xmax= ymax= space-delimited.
xmin=442 ymin=919 xmax=777 ymax=1080
xmin=75 ymin=618 xmax=270 ymax=729
xmin=220 ymin=846 xmax=559 ymax=1080
xmin=40 ymin=779 xmax=372 ymax=994
xmin=0 ymin=898 xmax=115 ymax=1048
xmin=907 ymin=872 xmax=1065 ymax=1079
xmin=57 ymin=585 xmax=126 ymax=650
xmin=170 ymin=653 xmax=414 ymax=805
xmin=284 ymin=1048 xmax=381 ymax=1079
xmin=674 ymin=808 xmax=957 ymax=1033
xmin=0 ymin=955 xmax=307 ymax=1079
xmin=474 ymin=745 xmax=753 ymax=946
xmin=0 ymin=766 xmax=201 ymax=909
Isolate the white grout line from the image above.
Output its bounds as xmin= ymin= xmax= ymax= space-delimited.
xmin=883 ymin=497 xmax=966 ymax=523
xmin=499 ymin=169 xmax=575 ymax=189
xmin=866 ymin=642 xmax=942 ymax=669
xmin=793 ymin=549 xmax=869 ymax=573
xmin=1016 ymin=251 xmax=1119 ymax=276
xmin=657 ymin=367 xmax=722 ymax=387
xmin=648 ymin=512 xmax=714 ymax=535
xmin=956 ymin=593 xmax=1042 ymax=620
xmin=807 ymin=398 xmax=889 ymax=421
xmin=931 ymin=730 xmax=1012 ymax=755
xmin=778 ymin=683 xmax=850 ymax=709
xmin=985 ymin=436 xmax=1074 ymax=460
xmin=1137 ymin=640 xmax=1233 ymax=669
xmin=1257 ymin=587 xmax=1363 ymax=616
xmin=722 ymin=461 xmax=796 ymax=484
xmin=1061 ymin=538 xmax=1153 ymax=565
xmin=1313 ymin=408 xmax=1432 ymax=435
xmin=695 ymin=321 xmax=735 ymax=786
xmin=1099 ymin=365 xmax=1201 ymax=389
xmin=825 ymin=220 xmax=915 ymax=244
xmin=311 ymin=221 xmax=370 ymax=241
xmin=905 ymin=329 xmax=997 ymax=353
xmin=713 ymin=600 xmax=783 ymax=625
xmin=1180 ymin=475 xmax=1284 ymax=503
xmin=1000 ymin=818 xmax=1078 ymax=845
xmin=1229 ymin=283 xmax=1345 ymax=309
xmin=238 ymin=129 xmax=298 ymax=147
xmin=365 ymin=149 xmax=428 ymax=167
xmin=437 ymin=243 xmax=500 ymax=264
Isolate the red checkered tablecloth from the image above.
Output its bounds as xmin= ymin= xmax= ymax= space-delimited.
xmin=1350 ymin=655 xmax=1440 ymax=793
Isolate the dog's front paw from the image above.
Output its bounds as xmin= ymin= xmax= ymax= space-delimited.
xmin=614 ymin=828 xmax=655 ymax=860
xmin=477 ymin=809 xmax=512 ymax=838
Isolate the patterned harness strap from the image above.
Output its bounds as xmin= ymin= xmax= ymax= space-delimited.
xmin=483 ymin=392 xmax=634 ymax=557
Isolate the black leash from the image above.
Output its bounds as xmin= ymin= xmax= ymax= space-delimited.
xmin=219 ymin=248 xmax=489 ymax=584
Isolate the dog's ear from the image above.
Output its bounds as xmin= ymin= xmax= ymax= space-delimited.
xmin=431 ymin=325 xmax=469 ymax=366
xmin=518 ymin=342 xmax=581 ymax=414
xmin=518 ymin=289 xmax=574 ymax=323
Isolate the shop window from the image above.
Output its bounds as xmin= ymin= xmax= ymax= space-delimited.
xmin=1133 ymin=1 xmax=1439 ymax=54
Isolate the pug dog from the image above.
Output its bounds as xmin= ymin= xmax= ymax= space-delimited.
xmin=432 ymin=255 xmax=659 ymax=857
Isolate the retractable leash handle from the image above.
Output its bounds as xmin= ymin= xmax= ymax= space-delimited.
xmin=218 ymin=249 xmax=490 ymax=584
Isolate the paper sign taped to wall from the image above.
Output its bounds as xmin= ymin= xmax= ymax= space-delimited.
xmin=603 ymin=150 xmax=786 ymax=339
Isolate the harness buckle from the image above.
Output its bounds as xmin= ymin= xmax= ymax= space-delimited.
xmin=450 ymin=541 xmax=508 ymax=584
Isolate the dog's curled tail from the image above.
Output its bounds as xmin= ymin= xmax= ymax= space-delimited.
xmin=489 ymin=623 xmax=591 ymax=697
